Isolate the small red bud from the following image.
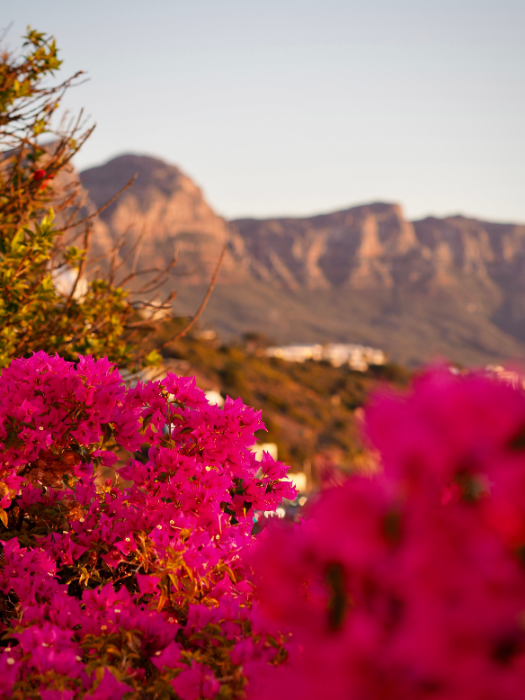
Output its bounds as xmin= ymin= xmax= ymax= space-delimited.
xmin=33 ymin=169 xmax=47 ymax=181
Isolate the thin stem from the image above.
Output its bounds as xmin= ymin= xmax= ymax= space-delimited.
xmin=160 ymin=245 xmax=226 ymax=348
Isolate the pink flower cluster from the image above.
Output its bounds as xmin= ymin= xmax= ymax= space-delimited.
xmin=0 ymin=351 xmax=295 ymax=699
xmin=251 ymin=369 xmax=525 ymax=700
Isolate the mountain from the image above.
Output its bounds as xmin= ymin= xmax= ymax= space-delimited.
xmin=80 ymin=155 xmax=245 ymax=284
xmin=80 ymin=154 xmax=525 ymax=367
xmin=233 ymin=203 xmax=525 ymax=297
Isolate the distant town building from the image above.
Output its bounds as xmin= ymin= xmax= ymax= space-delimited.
xmin=193 ymin=329 xmax=217 ymax=341
xmin=204 ymin=389 xmax=224 ymax=407
xmin=137 ymin=300 xmax=171 ymax=322
xmin=52 ymin=267 xmax=88 ymax=301
xmin=288 ymin=472 xmax=307 ymax=493
xmin=250 ymin=443 xmax=278 ymax=462
xmin=265 ymin=343 xmax=387 ymax=371
xmin=485 ymin=365 xmax=525 ymax=390
xmin=265 ymin=344 xmax=324 ymax=363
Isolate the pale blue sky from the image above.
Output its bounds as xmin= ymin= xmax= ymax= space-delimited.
xmin=3 ymin=0 xmax=525 ymax=222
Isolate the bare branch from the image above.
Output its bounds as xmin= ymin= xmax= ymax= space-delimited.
xmin=64 ymin=221 xmax=92 ymax=309
xmin=131 ymin=225 xmax=147 ymax=276
xmin=56 ymin=173 xmax=138 ymax=233
xmin=160 ymin=245 xmax=226 ymax=348
xmin=122 ymin=257 xmax=178 ymax=293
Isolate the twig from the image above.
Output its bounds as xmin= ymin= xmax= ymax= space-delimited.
xmin=129 ymin=258 xmax=177 ymax=294
xmin=64 ymin=221 xmax=92 ymax=309
xmin=0 ymin=22 xmax=14 ymax=44
xmin=131 ymin=225 xmax=147 ymax=276
xmin=56 ymin=174 xmax=138 ymax=232
xmin=125 ymin=293 xmax=177 ymax=328
xmin=160 ymin=245 xmax=226 ymax=348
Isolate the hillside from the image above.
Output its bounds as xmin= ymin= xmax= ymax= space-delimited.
xmin=80 ymin=154 xmax=525 ymax=367
xmin=147 ymin=322 xmax=411 ymax=479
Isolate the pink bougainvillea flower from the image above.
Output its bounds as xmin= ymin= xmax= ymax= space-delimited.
xmin=84 ymin=668 xmax=133 ymax=700
xmin=0 ymin=351 xmax=294 ymax=698
xmin=151 ymin=640 xmax=182 ymax=670
xmin=136 ymin=573 xmax=160 ymax=596
xmin=250 ymin=367 xmax=525 ymax=700
xmin=171 ymin=662 xmax=220 ymax=700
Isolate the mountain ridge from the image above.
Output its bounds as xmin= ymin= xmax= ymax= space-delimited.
xmin=79 ymin=154 xmax=525 ymax=366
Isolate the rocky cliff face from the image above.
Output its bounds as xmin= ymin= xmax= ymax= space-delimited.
xmin=79 ymin=154 xmax=525 ymax=365
xmin=232 ymin=205 xmax=525 ymax=296
xmin=233 ymin=203 xmax=418 ymax=290
xmin=80 ymin=155 xmax=246 ymax=284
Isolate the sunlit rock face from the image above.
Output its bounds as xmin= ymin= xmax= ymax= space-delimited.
xmin=81 ymin=154 xmax=247 ymax=285
xmin=232 ymin=203 xmax=418 ymax=290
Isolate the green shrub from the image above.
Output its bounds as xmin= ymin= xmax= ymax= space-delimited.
xmin=0 ymin=29 xmax=160 ymax=369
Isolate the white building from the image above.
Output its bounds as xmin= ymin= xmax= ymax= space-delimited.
xmin=52 ymin=267 xmax=88 ymax=300
xmin=288 ymin=472 xmax=307 ymax=493
xmin=265 ymin=344 xmax=323 ymax=363
xmin=250 ymin=443 xmax=278 ymax=461
xmin=265 ymin=342 xmax=386 ymax=371
xmin=204 ymin=389 xmax=224 ymax=407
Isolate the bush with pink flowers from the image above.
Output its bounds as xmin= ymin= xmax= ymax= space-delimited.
xmin=0 ymin=351 xmax=295 ymax=699
xmin=251 ymin=369 xmax=525 ymax=700
xmin=4 ymin=352 xmax=525 ymax=700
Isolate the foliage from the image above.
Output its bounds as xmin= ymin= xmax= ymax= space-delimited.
xmin=251 ymin=368 xmax=525 ymax=699
xmin=0 ymin=351 xmax=295 ymax=698
xmin=0 ymin=29 xmax=160 ymax=370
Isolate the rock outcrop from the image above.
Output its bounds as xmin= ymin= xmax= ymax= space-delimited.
xmin=233 ymin=203 xmax=418 ymax=290
xmin=81 ymin=155 xmax=245 ymax=285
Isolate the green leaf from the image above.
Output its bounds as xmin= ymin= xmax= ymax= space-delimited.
xmin=145 ymin=349 xmax=162 ymax=367
xmin=10 ymin=228 xmax=25 ymax=253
